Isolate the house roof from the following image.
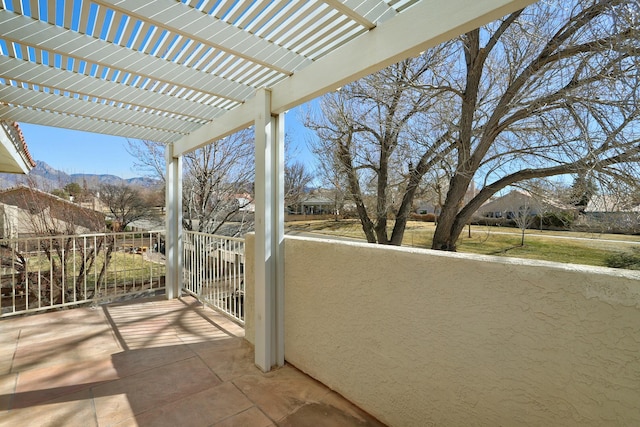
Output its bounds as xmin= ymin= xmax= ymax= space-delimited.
xmin=0 ymin=0 xmax=535 ymax=156
xmin=0 ymin=185 xmax=103 ymax=215
xmin=585 ymin=195 xmax=640 ymax=213
xmin=0 ymin=119 xmax=35 ymax=173
xmin=301 ymin=194 xmax=334 ymax=205
xmin=478 ymin=189 xmax=571 ymax=213
xmin=0 ymin=185 xmax=106 ymax=231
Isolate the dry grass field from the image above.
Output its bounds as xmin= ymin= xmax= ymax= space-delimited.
xmin=286 ymin=219 xmax=640 ymax=268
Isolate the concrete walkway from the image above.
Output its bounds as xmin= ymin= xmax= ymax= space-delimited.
xmin=0 ymin=296 xmax=385 ymax=427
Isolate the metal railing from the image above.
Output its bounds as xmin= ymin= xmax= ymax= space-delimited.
xmin=182 ymin=231 xmax=245 ymax=324
xmin=1 ymin=231 xmax=165 ymax=317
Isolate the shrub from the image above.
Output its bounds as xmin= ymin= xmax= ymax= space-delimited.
xmin=410 ymin=213 xmax=437 ymax=222
xmin=605 ymin=247 xmax=640 ymax=270
xmin=530 ymin=212 xmax=574 ymax=229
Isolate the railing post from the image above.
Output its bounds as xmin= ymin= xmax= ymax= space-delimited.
xmin=165 ymin=143 xmax=183 ymax=300
xmin=254 ymin=88 xmax=285 ymax=372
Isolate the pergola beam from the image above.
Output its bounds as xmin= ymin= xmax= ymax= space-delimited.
xmin=322 ymin=0 xmax=395 ymax=29
xmin=172 ymin=0 xmax=536 ymax=155
xmin=173 ymin=98 xmax=255 ymax=155
xmin=270 ymin=0 xmax=536 ymax=114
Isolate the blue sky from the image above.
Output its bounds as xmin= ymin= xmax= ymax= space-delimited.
xmin=7 ymin=0 xmax=321 ymax=180
xmin=20 ymin=104 xmax=318 ymax=179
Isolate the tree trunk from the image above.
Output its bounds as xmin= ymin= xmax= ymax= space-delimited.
xmin=374 ymin=138 xmax=392 ymax=245
xmin=431 ymin=174 xmax=472 ymax=251
xmin=390 ymin=170 xmax=424 ymax=245
xmin=357 ymin=204 xmax=376 ymax=243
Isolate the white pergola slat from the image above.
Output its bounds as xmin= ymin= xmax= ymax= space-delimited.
xmin=0 ymin=0 xmax=538 ymax=373
xmin=0 ymin=104 xmax=177 ymax=141
xmin=1 ymin=0 xmax=535 ymax=146
xmin=0 ymin=9 xmax=255 ymax=102
xmin=92 ymin=0 xmax=309 ymax=74
xmin=0 ymin=56 xmax=226 ymax=120
xmin=0 ymin=84 xmax=200 ymax=134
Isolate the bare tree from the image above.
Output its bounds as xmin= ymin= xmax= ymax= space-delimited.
xmin=2 ymin=182 xmax=107 ymax=305
xmin=305 ymin=48 xmax=456 ymax=244
xmin=284 ymin=161 xmax=313 ymax=212
xmin=127 ymin=139 xmax=167 ymax=184
xmin=128 ymin=130 xmax=255 ymax=235
xmin=99 ymin=184 xmax=155 ymax=231
xmin=510 ymin=194 xmax=540 ymax=246
xmin=430 ymin=0 xmax=640 ymax=250
xmin=311 ymin=148 xmax=351 ymax=219
xmin=182 ymin=130 xmax=255 ymax=234
xmin=307 ymin=0 xmax=640 ymax=249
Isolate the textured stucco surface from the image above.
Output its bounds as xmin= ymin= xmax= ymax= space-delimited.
xmin=245 ymin=234 xmax=640 ymax=426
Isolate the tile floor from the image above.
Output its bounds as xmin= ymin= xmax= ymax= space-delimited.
xmin=0 ymin=296 xmax=386 ymax=427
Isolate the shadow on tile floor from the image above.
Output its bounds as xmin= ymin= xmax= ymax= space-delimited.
xmin=0 ymin=296 xmax=386 ymax=426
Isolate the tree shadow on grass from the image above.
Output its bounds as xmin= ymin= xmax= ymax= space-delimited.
xmin=488 ymin=245 xmax=525 ymax=255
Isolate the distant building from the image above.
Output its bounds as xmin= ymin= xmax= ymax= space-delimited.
xmin=235 ymin=193 xmax=255 ymax=212
xmin=582 ymin=194 xmax=640 ymax=231
xmin=0 ymin=186 xmax=105 ymax=238
xmin=288 ymin=193 xmax=335 ymax=215
xmin=475 ymin=189 xmax=571 ymax=219
xmin=77 ymin=193 xmax=109 ymax=214
xmin=584 ymin=194 xmax=640 ymax=214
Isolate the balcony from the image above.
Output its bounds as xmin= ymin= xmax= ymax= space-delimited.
xmin=1 ymin=0 xmax=638 ymax=424
xmin=0 ymin=295 xmax=384 ymax=426
xmin=2 ymin=230 xmax=640 ymax=425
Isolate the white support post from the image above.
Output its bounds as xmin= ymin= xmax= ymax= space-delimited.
xmin=254 ymin=88 xmax=285 ymax=371
xmin=274 ymin=110 xmax=285 ymax=367
xmin=165 ymin=143 xmax=183 ymax=300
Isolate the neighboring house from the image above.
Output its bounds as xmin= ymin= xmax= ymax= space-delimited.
xmin=0 ymin=121 xmax=36 ymax=175
xmin=475 ymin=189 xmax=571 ymax=219
xmin=582 ymin=194 xmax=640 ymax=231
xmin=77 ymin=193 xmax=109 ymax=214
xmin=235 ymin=193 xmax=255 ymax=212
xmin=127 ymin=218 xmax=165 ymax=232
xmin=0 ymin=186 xmax=105 ymax=238
xmin=288 ymin=193 xmax=335 ymax=215
xmin=584 ymin=194 xmax=640 ymax=214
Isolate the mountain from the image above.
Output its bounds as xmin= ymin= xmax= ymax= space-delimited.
xmin=0 ymin=160 xmax=161 ymax=190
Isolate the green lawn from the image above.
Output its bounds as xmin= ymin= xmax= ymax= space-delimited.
xmin=26 ymin=250 xmax=165 ymax=290
xmin=286 ymin=219 xmax=640 ymax=268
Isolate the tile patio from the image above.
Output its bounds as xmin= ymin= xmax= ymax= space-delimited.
xmin=0 ymin=296 xmax=385 ymax=427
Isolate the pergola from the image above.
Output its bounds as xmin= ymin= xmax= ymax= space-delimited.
xmin=0 ymin=0 xmax=535 ymax=371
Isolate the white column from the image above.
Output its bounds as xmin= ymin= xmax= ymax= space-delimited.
xmin=254 ymin=88 xmax=285 ymax=371
xmin=165 ymin=143 xmax=183 ymax=300
xmin=274 ymin=110 xmax=285 ymax=367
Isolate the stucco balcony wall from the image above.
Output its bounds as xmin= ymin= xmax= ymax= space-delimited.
xmin=245 ymin=234 xmax=640 ymax=426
